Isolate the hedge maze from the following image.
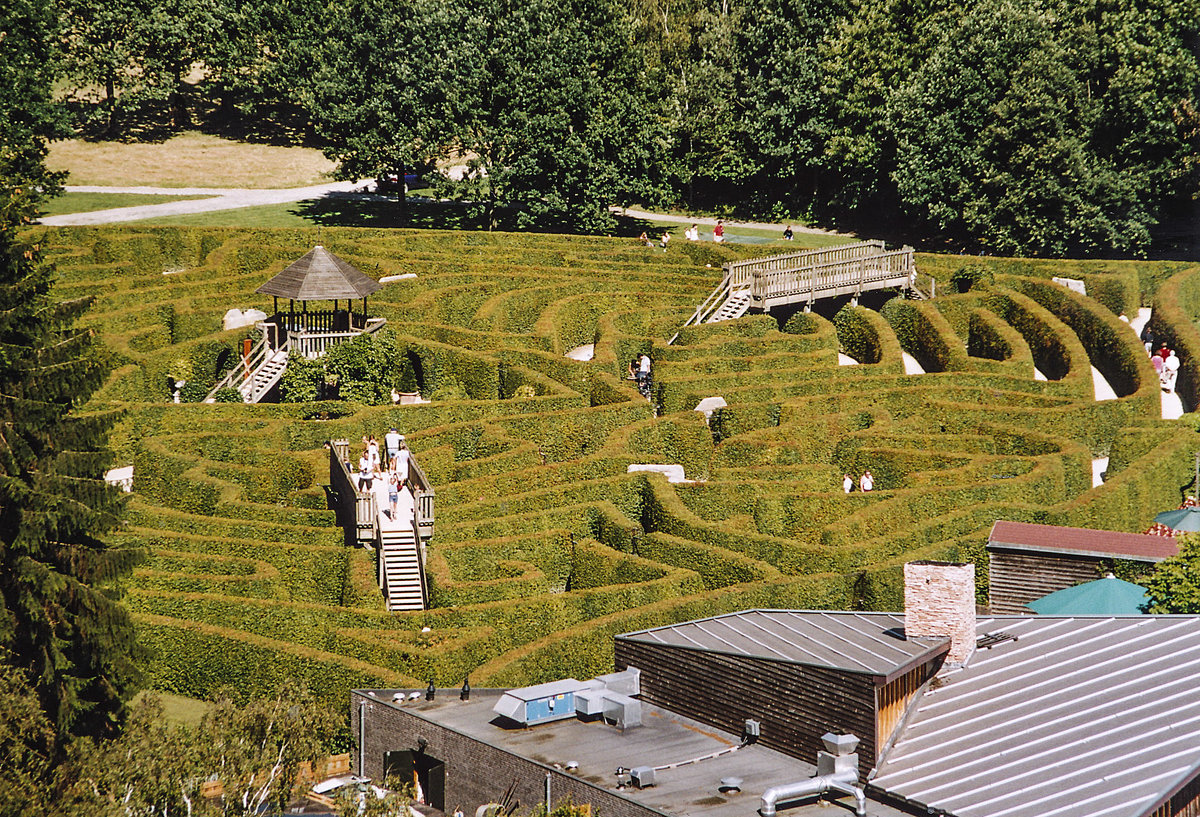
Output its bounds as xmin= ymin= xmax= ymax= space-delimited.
xmin=32 ymin=225 xmax=1200 ymax=705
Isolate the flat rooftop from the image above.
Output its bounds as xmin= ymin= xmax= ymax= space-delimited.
xmin=359 ymin=689 xmax=911 ymax=817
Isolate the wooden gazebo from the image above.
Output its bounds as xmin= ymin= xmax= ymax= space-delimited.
xmin=255 ymin=245 xmax=386 ymax=358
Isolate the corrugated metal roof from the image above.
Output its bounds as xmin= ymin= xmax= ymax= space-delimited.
xmin=617 ymin=610 xmax=949 ymax=680
xmin=870 ymin=615 xmax=1200 ymax=817
xmin=256 ymin=246 xmax=382 ymax=300
xmin=988 ymin=520 xmax=1177 ymax=562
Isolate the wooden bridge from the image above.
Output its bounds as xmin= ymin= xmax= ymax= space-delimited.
xmin=672 ymin=240 xmax=929 ymax=342
xmin=328 ymin=439 xmax=435 ymax=612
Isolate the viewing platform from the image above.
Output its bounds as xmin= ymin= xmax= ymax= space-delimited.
xmin=205 ymin=245 xmax=386 ymax=402
xmin=327 ymin=439 xmax=435 ymax=612
xmin=673 ymin=240 xmax=926 ymax=342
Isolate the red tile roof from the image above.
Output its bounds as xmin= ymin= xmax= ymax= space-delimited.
xmin=988 ymin=519 xmax=1178 ymax=561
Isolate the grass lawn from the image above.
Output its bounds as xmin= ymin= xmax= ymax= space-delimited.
xmin=138 ymin=196 xmax=853 ymax=249
xmin=132 ymin=690 xmax=214 ymax=726
xmin=47 ymin=132 xmax=336 ymax=188
xmin=39 ymin=191 xmax=214 ymax=217
xmin=645 ymin=220 xmax=855 ymax=250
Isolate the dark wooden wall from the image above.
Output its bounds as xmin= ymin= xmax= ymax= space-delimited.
xmin=615 ymin=640 xmax=878 ymax=777
xmin=988 ymin=549 xmax=1100 ymax=614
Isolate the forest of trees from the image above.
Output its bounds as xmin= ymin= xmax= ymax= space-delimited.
xmin=39 ymin=0 xmax=1200 ymax=255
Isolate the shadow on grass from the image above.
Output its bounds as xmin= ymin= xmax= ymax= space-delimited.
xmin=291 ymin=194 xmax=662 ymax=237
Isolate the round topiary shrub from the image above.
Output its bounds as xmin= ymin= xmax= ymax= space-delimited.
xmin=951 ymin=264 xmax=995 ymax=293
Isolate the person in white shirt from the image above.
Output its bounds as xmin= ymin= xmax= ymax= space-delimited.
xmin=685 ymin=224 xmax=699 ymax=241
xmin=860 ymin=471 xmax=874 ymax=492
xmin=392 ymin=438 xmax=411 ymax=488
xmin=1164 ymin=350 xmax=1181 ymax=393
xmin=843 ymin=474 xmax=854 ymax=493
xmin=385 ymin=427 xmax=402 ymax=466
xmin=357 ymin=453 xmax=373 ymax=492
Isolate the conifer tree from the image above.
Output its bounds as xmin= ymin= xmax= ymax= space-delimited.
xmin=0 ymin=0 xmax=144 ymax=741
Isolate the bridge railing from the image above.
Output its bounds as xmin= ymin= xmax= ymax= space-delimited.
xmin=288 ymin=317 xmax=388 ymax=360
xmin=750 ymin=247 xmax=915 ymax=307
xmin=329 ymin=439 xmax=377 ymax=545
xmin=724 ymin=240 xmax=886 ymax=287
xmin=407 ymin=456 xmax=435 ymax=542
xmin=327 ymin=439 xmax=435 ymax=546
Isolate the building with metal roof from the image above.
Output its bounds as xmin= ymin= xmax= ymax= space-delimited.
xmin=870 ymin=615 xmax=1200 ymax=817
xmin=353 ymin=563 xmax=1200 ymax=817
xmin=987 ymin=520 xmax=1176 ymax=614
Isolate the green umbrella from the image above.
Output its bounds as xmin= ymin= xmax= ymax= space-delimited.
xmin=1026 ymin=575 xmax=1150 ymax=615
xmin=1154 ymin=507 xmax=1200 ymax=532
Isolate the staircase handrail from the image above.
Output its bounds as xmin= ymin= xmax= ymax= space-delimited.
xmin=669 ymin=272 xmax=732 ymax=345
xmin=406 ymin=455 xmax=435 ymax=542
xmin=205 ymin=337 xmax=272 ymax=402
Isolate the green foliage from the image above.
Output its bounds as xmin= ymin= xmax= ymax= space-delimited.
xmin=212 ymin=386 xmax=242 ymax=403
xmin=951 ymin=265 xmax=994 ymax=294
xmin=880 ymin=297 xmax=969 ymax=373
xmin=0 ymin=230 xmax=143 ymax=740
xmin=1146 ymin=534 xmax=1200 ymax=613
xmin=34 ymin=223 xmax=1198 ymax=708
xmin=833 ymin=304 xmax=901 ymax=367
xmin=1 ymin=0 xmax=68 ymax=228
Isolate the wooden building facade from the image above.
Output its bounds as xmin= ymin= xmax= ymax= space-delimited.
xmin=614 ymin=611 xmax=947 ymax=776
xmin=987 ymin=520 xmax=1177 ymax=614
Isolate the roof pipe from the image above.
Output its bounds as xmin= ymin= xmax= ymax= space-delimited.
xmin=760 ymin=733 xmax=866 ymax=817
xmin=759 ymin=768 xmax=864 ymax=817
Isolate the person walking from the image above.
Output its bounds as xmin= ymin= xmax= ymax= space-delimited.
xmin=387 ymin=470 xmax=401 ymax=519
xmin=1164 ymin=349 xmax=1181 ymax=393
xmin=385 ymin=427 xmax=403 ymax=467
xmin=713 ymin=220 xmax=725 ymax=243
xmin=357 ymin=451 xmax=373 ymax=492
xmin=843 ymin=474 xmax=854 ymax=493
xmin=860 ymin=471 xmax=874 ymax=492
xmin=366 ymin=435 xmax=380 ymax=470
xmin=638 ymin=354 xmax=652 ymax=398
xmin=393 ymin=437 xmax=411 ymax=489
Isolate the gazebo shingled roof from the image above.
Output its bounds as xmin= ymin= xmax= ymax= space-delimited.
xmin=256 ymin=246 xmax=382 ymax=301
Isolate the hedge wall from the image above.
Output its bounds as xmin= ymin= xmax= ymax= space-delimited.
xmin=31 ymin=223 xmax=1200 ymax=705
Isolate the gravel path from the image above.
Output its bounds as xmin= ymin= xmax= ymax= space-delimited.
xmin=41 ymin=185 xmax=854 ymax=238
xmin=610 ymin=205 xmax=852 ymax=238
xmin=39 ymin=181 xmax=366 ymax=226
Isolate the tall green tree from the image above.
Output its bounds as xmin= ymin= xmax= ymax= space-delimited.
xmin=1 ymin=0 xmax=144 ymax=741
xmin=1146 ymin=534 xmax=1200 ymax=613
xmin=452 ymin=0 xmax=659 ymax=231
xmin=307 ymin=0 xmax=464 ymax=218
xmin=1 ymin=0 xmax=69 ymax=227
xmin=53 ymin=0 xmax=148 ymax=136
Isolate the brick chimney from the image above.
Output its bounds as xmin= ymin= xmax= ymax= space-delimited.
xmin=904 ymin=561 xmax=976 ymax=664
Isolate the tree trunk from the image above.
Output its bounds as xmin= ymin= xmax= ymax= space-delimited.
xmin=104 ymin=70 xmax=117 ymax=136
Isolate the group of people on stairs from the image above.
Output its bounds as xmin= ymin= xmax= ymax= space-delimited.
xmin=356 ymin=427 xmax=413 ymax=518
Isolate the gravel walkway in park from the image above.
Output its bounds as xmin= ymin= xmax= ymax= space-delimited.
xmin=611 ymin=205 xmax=852 ymax=238
xmin=38 ymin=182 xmax=367 ymax=226
xmin=40 ymin=186 xmax=853 ymax=239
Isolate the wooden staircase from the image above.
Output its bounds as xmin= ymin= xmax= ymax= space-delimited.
xmin=379 ymin=524 xmax=426 ymax=612
xmin=205 ymin=340 xmax=289 ymax=403
xmin=241 ymin=350 xmax=288 ymax=402
xmin=707 ymin=289 xmax=752 ymax=323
